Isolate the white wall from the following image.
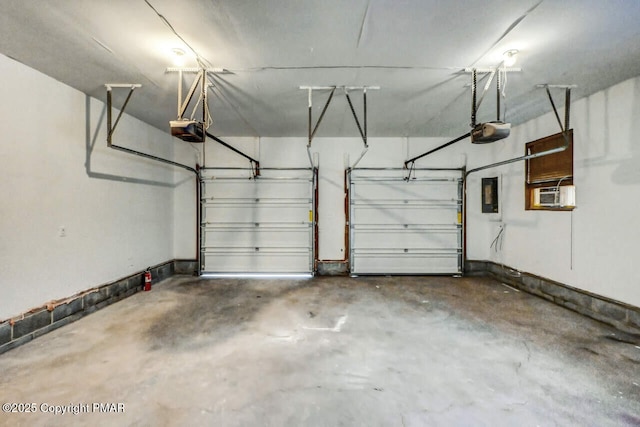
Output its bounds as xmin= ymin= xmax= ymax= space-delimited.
xmin=0 ymin=53 xmax=196 ymax=320
xmin=172 ymin=141 xmax=200 ymax=261
xmin=466 ymin=76 xmax=640 ymax=307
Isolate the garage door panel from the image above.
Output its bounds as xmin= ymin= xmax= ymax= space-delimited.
xmin=202 ymin=252 xmax=311 ymax=273
xmin=351 ymin=252 xmax=460 ymax=275
xmin=352 ymin=228 xmax=459 ymax=249
xmin=203 ymin=228 xmax=310 ymax=248
xmin=203 ymin=181 xmax=310 ymax=200
xmin=351 ymin=206 xmax=458 ymax=225
xmin=203 ymin=205 xmax=310 ymax=223
xmin=349 ymin=168 xmax=463 ymax=275
xmin=201 ymin=169 xmax=314 ymax=274
xmin=352 ymin=182 xmax=459 ymax=200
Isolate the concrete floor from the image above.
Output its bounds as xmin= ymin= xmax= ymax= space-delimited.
xmin=0 ymin=275 xmax=639 ymax=426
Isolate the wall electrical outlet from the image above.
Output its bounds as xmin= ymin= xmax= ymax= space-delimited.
xmin=58 ymin=226 xmax=66 ymax=237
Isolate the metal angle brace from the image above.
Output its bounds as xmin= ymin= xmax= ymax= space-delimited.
xmin=103 ymin=83 xmax=197 ymax=173
xmin=344 ymin=87 xmax=368 ymax=148
xmin=105 ymin=84 xmax=142 ymax=146
xmin=536 ymin=84 xmax=576 ymax=131
xmin=304 ymin=86 xmax=337 ymax=148
xmin=165 ymin=68 xmax=230 ymax=120
xmin=301 ymin=85 xmax=379 ymax=169
xmin=172 ymin=69 xmax=208 ymax=122
xmin=301 ymin=85 xmax=380 ymax=146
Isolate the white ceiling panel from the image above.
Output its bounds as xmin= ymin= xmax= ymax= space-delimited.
xmin=1 ymin=0 xmax=639 ymax=137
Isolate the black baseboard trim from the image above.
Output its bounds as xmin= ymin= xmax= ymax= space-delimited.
xmin=0 ymin=259 xmax=198 ymax=355
xmin=465 ymin=260 xmax=640 ymax=334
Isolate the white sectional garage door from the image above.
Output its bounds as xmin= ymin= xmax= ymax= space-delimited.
xmin=200 ymin=168 xmax=315 ymax=274
xmin=349 ymin=168 xmax=463 ymax=275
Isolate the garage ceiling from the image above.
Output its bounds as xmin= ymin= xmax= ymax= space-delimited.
xmin=1 ymin=0 xmax=639 ymax=138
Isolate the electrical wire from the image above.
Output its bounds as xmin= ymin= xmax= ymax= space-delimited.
xmin=554 ymin=175 xmax=572 ymax=205
xmin=490 ymin=225 xmax=505 ymax=253
xmin=490 ymin=224 xmax=523 ymax=278
xmin=207 ymin=75 xmax=260 ymax=136
xmin=500 ymin=67 xmax=508 ymax=122
xmin=226 ymin=65 xmax=462 ymax=72
xmin=143 ymin=0 xmax=212 ymax=69
xmin=501 ymin=67 xmax=508 ymax=97
xmin=555 ymin=175 xmax=572 ymax=190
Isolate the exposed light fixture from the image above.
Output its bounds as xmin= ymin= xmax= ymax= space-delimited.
xmin=171 ymin=47 xmax=186 ymax=66
xmin=503 ymin=49 xmax=519 ymax=67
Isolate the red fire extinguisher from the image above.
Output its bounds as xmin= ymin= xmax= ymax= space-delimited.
xmin=144 ymin=269 xmax=152 ymax=291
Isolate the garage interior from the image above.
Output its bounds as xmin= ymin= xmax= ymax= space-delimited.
xmin=1 ymin=1 xmax=639 ymax=425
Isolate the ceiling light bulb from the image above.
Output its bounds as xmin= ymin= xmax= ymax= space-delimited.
xmin=171 ymin=48 xmax=186 ymax=66
xmin=503 ymin=49 xmax=519 ymax=67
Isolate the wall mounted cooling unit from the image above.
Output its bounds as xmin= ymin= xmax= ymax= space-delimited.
xmin=533 ymin=185 xmax=576 ymax=208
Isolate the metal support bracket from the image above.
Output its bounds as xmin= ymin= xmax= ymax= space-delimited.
xmin=465 ymin=66 xmax=521 ymax=125
xmin=165 ymin=68 xmax=215 ymax=142
xmin=166 ymin=67 xmax=226 ymax=121
xmin=105 ymin=84 xmax=142 ymax=146
xmin=471 ymin=67 xmax=510 ymax=128
xmin=170 ymin=69 xmax=208 ymax=122
xmin=306 ymin=87 xmax=336 ymax=147
xmin=301 ymin=85 xmax=378 ymax=169
xmin=344 ymin=87 xmax=371 ymax=169
xmin=536 ymin=84 xmax=576 ymax=132
xmin=103 ymin=83 xmax=197 ymax=174
xmin=344 ymin=87 xmax=368 ymax=148
xmin=304 ymin=86 xmax=335 ymax=168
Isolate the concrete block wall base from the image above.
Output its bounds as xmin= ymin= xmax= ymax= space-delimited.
xmin=174 ymin=259 xmax=198 ymax=275
xmin=317 ymin=261 xmax=349 ymax=276
xmin=3 ymin=258 xmax=636 ymax=354
xmin=0 ymin=259 xmax=197 ymax=355
xmin=466 ymin=260 xmax=640 ymax=335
